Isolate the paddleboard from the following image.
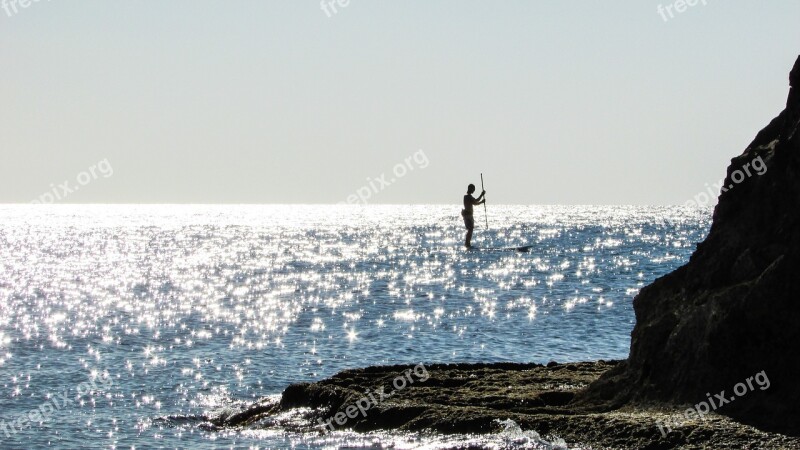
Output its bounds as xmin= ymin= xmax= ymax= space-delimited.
xmin=467 ymin=245 xmax=533 ymax=253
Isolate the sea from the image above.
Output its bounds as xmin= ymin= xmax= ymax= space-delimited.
xmin=0 ymin=205 xmax=711 ymax=449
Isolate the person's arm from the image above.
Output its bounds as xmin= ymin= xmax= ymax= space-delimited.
xmin=473 ymin=191 xmax=486 ymax=204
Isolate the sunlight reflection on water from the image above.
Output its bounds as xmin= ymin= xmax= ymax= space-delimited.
xmin=0 ymin=204 xmax=710 ymax=448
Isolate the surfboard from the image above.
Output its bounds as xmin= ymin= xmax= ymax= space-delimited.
xmin=467 ymin=245 xmax=533 ymax=253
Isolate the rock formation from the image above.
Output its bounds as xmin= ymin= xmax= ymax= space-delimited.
xmin=579 ymin=55 xmax=800 ymax=436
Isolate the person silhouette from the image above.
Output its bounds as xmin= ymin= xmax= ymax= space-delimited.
xmin=462 ymin=184 xmax=485 ymax=248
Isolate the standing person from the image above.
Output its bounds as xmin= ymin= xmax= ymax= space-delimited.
xmin=462 ymin=184 xmax=486 ymax=248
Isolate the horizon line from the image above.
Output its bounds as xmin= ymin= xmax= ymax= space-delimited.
xmin=0 ymin=202 xmax=715 ymax=208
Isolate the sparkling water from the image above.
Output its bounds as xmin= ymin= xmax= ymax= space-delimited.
xmin=0 ymin=205 xmax=710 ymax=449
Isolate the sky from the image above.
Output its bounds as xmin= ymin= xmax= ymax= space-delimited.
xmin=1 ymin=0 xmax=799 ymax=205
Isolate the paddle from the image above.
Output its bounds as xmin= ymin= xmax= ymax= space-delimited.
xmin=481 ymin=173 xmax=488 ymax=230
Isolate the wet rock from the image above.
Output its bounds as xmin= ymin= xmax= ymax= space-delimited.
xmin=225 ymin=361 xmax=798 ymax=449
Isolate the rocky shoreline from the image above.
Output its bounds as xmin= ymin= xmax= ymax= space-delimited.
xmin=214 ymin=361 xmax=799 ymax=449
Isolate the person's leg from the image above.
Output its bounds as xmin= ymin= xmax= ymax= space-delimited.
xmin=462 ymin=212 xmax=475 ymax=248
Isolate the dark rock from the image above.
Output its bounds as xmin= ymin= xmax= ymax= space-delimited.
xmin=223 ymin=361 xmax=799 ymax=449
xmin=789 ymin=55 xmax=800 ymax=108
xmin=537 ymin=391 xmax=575 ymax=406
xmin=578 ymin=55 xmax=800 ymax=436
xmin=210 ymin=398 xmax=279 ymax=428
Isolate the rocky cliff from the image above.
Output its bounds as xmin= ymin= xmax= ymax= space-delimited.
xmin=579 ymin=55 xmax=800 ymax=435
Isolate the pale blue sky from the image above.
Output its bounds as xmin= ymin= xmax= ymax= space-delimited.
xmin=1 ymin=1 xmax=799 ymax=204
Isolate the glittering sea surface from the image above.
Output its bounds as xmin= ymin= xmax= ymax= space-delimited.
xmin=0 ymin=205 xmax=710 ymax=449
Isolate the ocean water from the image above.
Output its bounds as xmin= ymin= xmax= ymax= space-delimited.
xmin=0 ymin=205 xmax=711 ymax=449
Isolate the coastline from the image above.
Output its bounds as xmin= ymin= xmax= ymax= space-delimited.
xmin=214 ymin=361 xmax=799 ymax=449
